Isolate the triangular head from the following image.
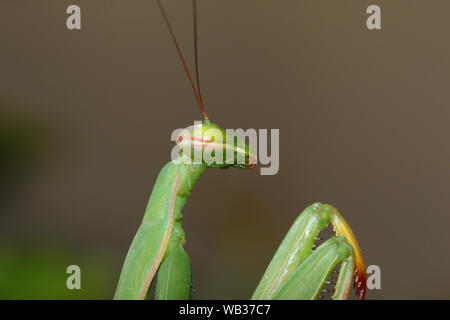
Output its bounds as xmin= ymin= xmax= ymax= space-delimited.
xmin=175 ymin=120 xmax=257 ymax=169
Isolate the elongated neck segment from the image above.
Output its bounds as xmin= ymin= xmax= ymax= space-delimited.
xmin=114 ymin=161 xmax=205 ymax=299
xmin=143 ymin=161 xmax=205 ymax=224
xmin=144 ymin=160 xmax=206 ymax=261
xmin=143 ymin=161 xmax=206 ymax=288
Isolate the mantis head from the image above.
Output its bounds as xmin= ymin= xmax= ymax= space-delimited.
xmin=176 ymin=120 xmax=257 ymax=169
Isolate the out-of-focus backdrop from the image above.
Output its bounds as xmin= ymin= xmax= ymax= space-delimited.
xmin=0 ymin=0 xmax=449 ymax=299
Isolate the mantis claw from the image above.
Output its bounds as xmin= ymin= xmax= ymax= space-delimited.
xmin=272 ymin=236 xmax=353 ymax=300
xmin=252 ymin=202 xmax=367 ymax=300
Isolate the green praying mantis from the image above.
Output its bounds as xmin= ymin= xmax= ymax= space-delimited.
xmin=114 ymin=0 xmax=367 ymax=300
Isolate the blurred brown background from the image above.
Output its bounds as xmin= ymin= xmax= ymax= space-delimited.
xmin=0 ymin=0 xmax=449 ymax=299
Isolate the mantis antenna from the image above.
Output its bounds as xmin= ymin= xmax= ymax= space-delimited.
xmin=156 ymin=0 xmax=209 ymax=120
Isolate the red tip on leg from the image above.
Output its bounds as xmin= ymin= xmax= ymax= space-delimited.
xmin=355 ymin=264 xmax=367 ymax=300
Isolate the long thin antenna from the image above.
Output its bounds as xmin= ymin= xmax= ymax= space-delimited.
xmin=156 ymin=0 xmax=209 ymax=120
xmin=193 ymin=0 xmax=204 ymax=110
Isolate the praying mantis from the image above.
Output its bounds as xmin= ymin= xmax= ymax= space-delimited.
xmin=114 ymin=0 xmax=367 ymax=300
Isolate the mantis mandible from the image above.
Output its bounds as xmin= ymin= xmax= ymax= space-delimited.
xmin=114 ymin=0 xmax=367 ymax=300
